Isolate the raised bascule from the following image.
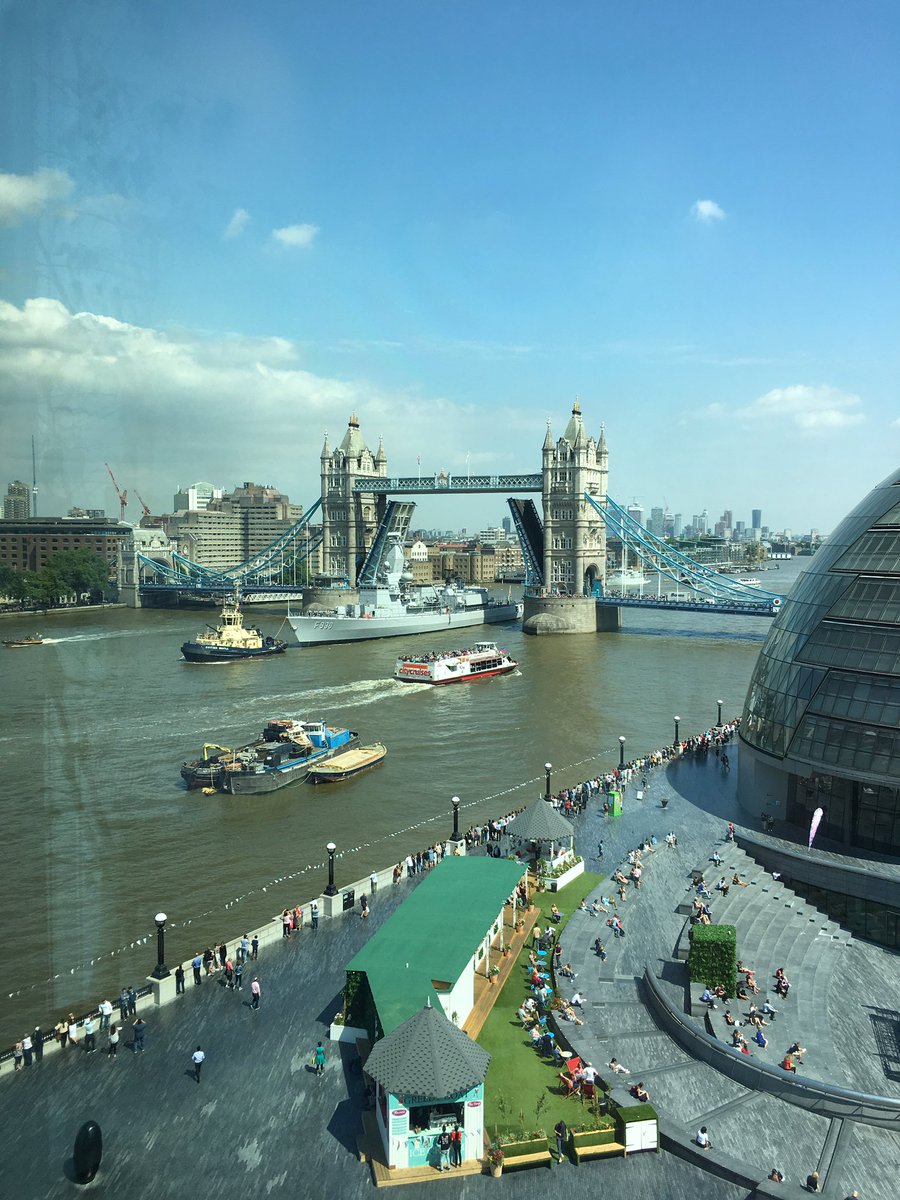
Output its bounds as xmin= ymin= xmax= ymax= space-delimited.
xmin=122 ymin=404 xmax=782 ymax=631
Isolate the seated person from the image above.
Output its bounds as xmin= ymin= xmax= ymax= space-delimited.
xmin=560 ymin=1002 xmax=584 ymax=1025
xmin=593 ymin=937 xmax=607 ymax=960
xmin=711 ymin=850 xmax=722 ymax=866
xmin=517 ymin=1004 xmax=535 ymax=1026
xmin=731 ymin=872 xmax=749 ymax=887
xmin=559 ymin=1070 xmax=581 ymax=1096
xmin=731 ymin=1028 xmax=746 ymax=1048
xmin=700 ymin=986 xmax=717 ymax=1009
xmin=780 ymin=1053 xmax=797 ymax=1073
xmin=697 ymin=911 xmax=711 ymax=925
xmin=695 ymin=1126 xmax=712 ymax=1151
xmin=787 ymin=1041 xmax=806 ymax=1059
xmin=715 ymin=877 xmax=730 ymax=895
xmin=760 ymin=999 xmax=778 ymax=1018
xmin=558 ymin=962 xmax=576 ymax=979
xmin=529 ymin=1026 xmax=543 ymax=1048
xmin=570 ymin=990 xmax=586 ymax=1008
xmin=591 ymin=898 xmax=610 ymax=915
xmin=608 ymin=1057 xmax=629 ymax=1075
xmin=696 ymin=880 xmax=712 ymax=899
xmin=713 ymin=984 xmax=727 ymax=1000
xmin=768 ymin=1169 xmax=784 ymax=1183
xmin=723 ymin=1009 xmax=736 ymax=1026
xmin=549 ymin=904 xmax=562 ymax=924
xmin=754 ymin=1027 xmax=768 ymax=1048
xmin=629 ymin=1082 xmax=649 ymax=1103
xmin=735 ymin=983 xmax=749 ymax=1000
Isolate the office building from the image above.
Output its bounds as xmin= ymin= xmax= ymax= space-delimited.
xmin=0 ymin=517 xmax=127 ymax=573
xmin=752 ymin=508 xmax=762 ymax=530
xmin=162 ymin=482 xmax=304 ymax=572
xmin=3 ymin=480 xmax=30 ymax=520
xmin=173 ymin=481 xmax=223 ymax=512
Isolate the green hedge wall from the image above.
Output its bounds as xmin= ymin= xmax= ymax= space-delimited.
xmin=688 ymin=923 xmax=737 ymax=995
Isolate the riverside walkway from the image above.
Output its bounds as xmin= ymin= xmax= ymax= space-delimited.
xmin=2 ymin=745 xmax=896 ymax=1199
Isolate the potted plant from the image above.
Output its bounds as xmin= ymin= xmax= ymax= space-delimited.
xmin=487 ymin=1143 xmax=504 ymax=1178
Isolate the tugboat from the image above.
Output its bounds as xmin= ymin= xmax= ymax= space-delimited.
xmin=181 ymin=591 xmax=287 ymax=663
xmin=2 ymin=633 xmax=43 ymax=648
xmin=394 ymin=641 xmax=517 ymax=685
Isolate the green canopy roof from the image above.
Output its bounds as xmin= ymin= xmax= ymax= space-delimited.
xmin=346 ymin=855 xmax=524 ymax=1035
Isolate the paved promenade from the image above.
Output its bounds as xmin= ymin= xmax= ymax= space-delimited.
xmin=2 ymin=744 xmax=896 ymax=1199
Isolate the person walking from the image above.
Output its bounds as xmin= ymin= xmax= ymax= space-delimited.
xmin=191 ymin=1045 xmax=205 ymax=1083
xmin=175 ymin=964 xmax=185 ymax=994
xmin=132 ymin=1016 xmax=147 ymax=1053
xmin=359 ymin=894 xmax=369 ymax=920
xmin=234 ymin=960 xmax=244 ymax=990
xmin=313 ymin=1041 xmax=326 ymax=1077
xmin=250 ymin=977 xmax=261 ymax=1010
xmin=107 ymin=1023 xmax=119 ymax=1058
xmin=554 ymin=1119 xmax=568 ymax=1162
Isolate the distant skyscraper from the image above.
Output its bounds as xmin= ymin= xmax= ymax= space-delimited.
xmin=501 ymin=516 xmax=512 ymax=536
xmin=3 ymin=480 xmax=30 ymax=519
xmin=649 ymin=506 xmax=665 ymax=537
xmin=693 ymin=511 xmax=708 ymax=536
xmin=627 ymin=503 xmax=644 ymax=527
xmin=752 ymin=508 xmax=762 ymax=530
xmin=722 ymin=509 xmax=733 ymax=531
xmin=673 ymin=513 xmax=683 ymax=538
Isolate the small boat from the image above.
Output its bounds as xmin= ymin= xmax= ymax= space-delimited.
xmin=307 ymin=742 xmax=387 ymax=784
xmin=181 ymin=591 xmax=287 ymax=663
xmin=394 ymin=640 xmax=517 ymax=685
xmin=3 ymin=633 xmax=43 ymax=648
xmin=181 ymin=718 xmax=357 ymax=793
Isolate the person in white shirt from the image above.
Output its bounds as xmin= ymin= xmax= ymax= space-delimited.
xmin=191 ymin=1045 xmax=205 ymax=1083
xmin=695 ymin=1126 xmax=712 ymax=1150
xmin=608 ymin=1058 xmax=629 ymax=1075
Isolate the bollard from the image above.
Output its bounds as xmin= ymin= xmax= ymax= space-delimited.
xmin=73 ymin=1120 xmax=102 ymax=1184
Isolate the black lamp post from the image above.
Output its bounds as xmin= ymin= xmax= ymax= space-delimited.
xmin=618 ymin=736 xmax=626 ymax=769
xmin=451 ymin=795 xmax=461 ymax=841
xmin=717 ymin=699 xmax=723 ymax=727
xmin=674 ymin=715 xmax=681 ymax=748
xmin=152 ymin=912 xmax=170 ymax=980
xmin=544 ymin=762 xmax=552 ymax=803
xmin=324 ymin=841 xmax=338 ymax=896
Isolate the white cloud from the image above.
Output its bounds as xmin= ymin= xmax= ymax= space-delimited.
xmin=736 ymin=385 xmax=864 ymax=432
xmin=691 ymin=199 xmax=726 ymax=224
xmin=0 ymin=297 xmax=531 ymax=517
xmin=223 ymin=207 xmax=250 ymax=239
xmin=0 ymin=168 xmax=75 ymax=225
xmin=271 ymin=222 xmax=318 ymax=249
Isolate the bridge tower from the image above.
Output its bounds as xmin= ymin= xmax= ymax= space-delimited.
xmin=523 ymin=399 xmax=615 ymax=634
xmin=541 ymin=399 xmax=608 ymax=594
xmin=319 ymin=413 xmax=388 ymax=586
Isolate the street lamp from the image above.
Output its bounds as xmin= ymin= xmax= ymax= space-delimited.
xmin=451 ymin=795 xmax=461 ymax=841
xmin=544 ymin=762 xmax=553 ymax=803
xmin=674 ymin=716 xmax=681 ymax=748
xmin=618 ymin=736 xmax=626 ymax=769
xmin=717 ymin=699 xmax=723 ymax=727
xmin=324 ymin=841 xmax=338 ymax=896
xmin=151 ymin=912 xmax=170 ymax=980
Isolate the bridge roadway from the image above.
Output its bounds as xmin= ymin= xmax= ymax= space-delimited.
xmin=354 ymin=473 xmax=542 ymax=494
xmin=597 ymin=596 xmax=780 ymax=616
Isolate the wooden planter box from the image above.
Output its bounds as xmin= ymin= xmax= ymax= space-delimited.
xmin=571 ymin=1128 xmax=625 ymax=1164
xmin=497 ymin=1139 xmax=553 ymax=1171
xmin=539 ymin=859 xmax=585 ymax=892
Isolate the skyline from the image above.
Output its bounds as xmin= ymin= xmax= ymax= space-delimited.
xmin=2 ymin=2 xmax=899 ymax=531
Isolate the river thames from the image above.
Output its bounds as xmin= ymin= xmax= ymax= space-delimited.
xmin=0 ymin=561 xmax=805 ymax=1047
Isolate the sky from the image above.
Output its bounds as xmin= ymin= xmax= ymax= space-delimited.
xmin=1 ymin=0 xmax=898 ymax=534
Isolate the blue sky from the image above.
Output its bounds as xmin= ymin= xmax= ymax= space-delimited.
xmin=1 ymin=0 xmax=898 ymax=532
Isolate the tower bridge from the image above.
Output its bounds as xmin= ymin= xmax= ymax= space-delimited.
xmin=123 ymin=404 xmax=782 ymax=629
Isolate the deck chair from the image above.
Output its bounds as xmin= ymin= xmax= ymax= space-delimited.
xmin=565 ymin=1055 xmax=582 ymax=1078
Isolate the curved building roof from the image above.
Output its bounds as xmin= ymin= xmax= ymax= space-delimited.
xmin=741 ymin=468 xmax=900 ymax=783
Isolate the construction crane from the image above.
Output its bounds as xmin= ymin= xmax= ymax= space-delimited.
xmin=134 ymin=490 xmax=152 ymax=520
xmin=105 ymin=463 xmax=128 ymax=522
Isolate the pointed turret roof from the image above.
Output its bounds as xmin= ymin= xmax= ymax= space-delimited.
xmin=339 ymin=412 xmax=367 ymax=458
xmin=375 ymin=435 xmax=387 ymax=465
xmin=599 ymin=422 xmax=607 ymax=453
xmin=562 ymin=398 xmax=585 ymax=447
xmin=365 ymin=999 xmax=491 ymax=1098
xmin=504 ymin=797 xmax=575 ymax=841
xmin=542 ymin=419 xmax=554 ymax=451
xmin=320 ymin=431 xmax=330 ymax=459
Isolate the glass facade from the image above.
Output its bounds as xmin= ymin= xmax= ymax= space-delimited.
xmin=741 ymin=469 xmax=900 ymax=854
xmin=787 ymin=877 xmax=900 ymax=952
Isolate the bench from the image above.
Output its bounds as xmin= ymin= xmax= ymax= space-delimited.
xmin=571 ymin=1131 xmax=626 ymax=1164
xmin=487 ymin=1136 xmax=554 ymax=1171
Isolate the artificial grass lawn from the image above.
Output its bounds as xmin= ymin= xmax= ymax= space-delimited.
xmin=479 ymin=870 xmax=605 ymax=1143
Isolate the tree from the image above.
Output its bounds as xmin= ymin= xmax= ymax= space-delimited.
xmin=42 ymin=549 xmax=112 ymax=601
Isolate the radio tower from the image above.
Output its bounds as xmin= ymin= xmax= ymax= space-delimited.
xmin=31 ymin=435 xmax=38 ymax=517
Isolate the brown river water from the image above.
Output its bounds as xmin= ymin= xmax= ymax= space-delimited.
xmin=0 ymin=562 xmax=805 ymax=1047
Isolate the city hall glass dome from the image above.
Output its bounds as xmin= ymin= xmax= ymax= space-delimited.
xmin=738 ymin=468 xmax=900 ymax=856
